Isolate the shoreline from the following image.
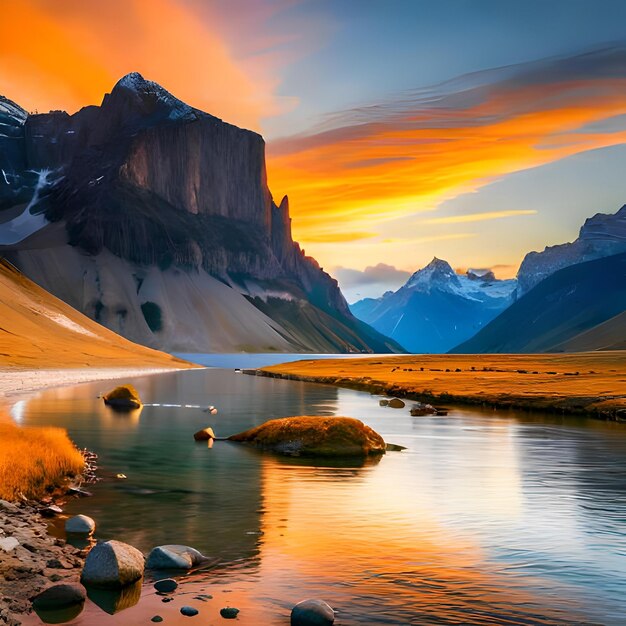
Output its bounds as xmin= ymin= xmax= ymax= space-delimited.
xmin=257 ymin=353 xmax=626 ymax=421
xmin=0 ymin=366 xmax=197 ymax=406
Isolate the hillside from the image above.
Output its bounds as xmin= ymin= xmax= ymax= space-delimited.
xmin=0 ymin=258 xmax=189 ymax=369
xmin=452 ymin=252 xmax=626 ymax=353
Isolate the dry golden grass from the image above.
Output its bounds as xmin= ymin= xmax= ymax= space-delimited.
xmin=262 ymin=353 xmax=626 ymax=418
xmin=0 ymin=421 xmax=84 ymax=501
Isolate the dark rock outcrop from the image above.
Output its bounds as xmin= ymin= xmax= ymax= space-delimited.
xmin=0 ymin=74 xmax=401 ymax=354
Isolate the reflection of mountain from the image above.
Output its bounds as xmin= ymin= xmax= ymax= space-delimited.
xmin=452 ymin=252 xmax=626 ymax=353
xmin=0 ymin=75 xmax=400 ymax=354
xmin=352 ymin=258 xmax=516 ymax=353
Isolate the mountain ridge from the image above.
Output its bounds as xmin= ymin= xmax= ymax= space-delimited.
xmin=0 ymin=73 xmax=402 ymax=354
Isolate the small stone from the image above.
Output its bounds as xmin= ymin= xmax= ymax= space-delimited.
xmin=193 ymin=427 xmax=216 ymax=441
xmin=0 ymin=537 xmax=19 ymax=552
xmin=151 ymin=617 xmax=164 ymax=623
xmin=116 ymin=473 xmax=127 ymax=479
xmin=147 ymin=545 xmax=208 ymax=570
xmin=388 ymin=398 xmax=405 ymax=409
xmin=220 ymin=607 xmax=240 ymax=619
xmin=291 ymin=599 xmax=335 ymax=625
xmin=65 ymin=514 xmax=96 ymax=535
xmin=154 ymin=578 xmax=178 ymax=593
xmin=67 ymin=487 xmax=93 ymax=498
xmin=180 ymin=606 xmax=199 ymax=616
xmin=162 ymin=597 xmax=173 ymax=603
xmin=32 ymin=584 xmax=86 ymax=610
xmin=41 ymin=505 xmax=63 ymax=517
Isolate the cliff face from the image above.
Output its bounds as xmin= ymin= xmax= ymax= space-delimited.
xmin=0 ymin=73 xmax=396 ymax=353
xmin=517 ymin=205 xmax=626 ymax=295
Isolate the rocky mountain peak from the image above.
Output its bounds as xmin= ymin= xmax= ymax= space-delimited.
xmin=0 ymin=96 xmax=27 ymax=124
xmin=579 ymin=203 xmax=626 ymax=242
xmin=517 ymin=203 xmax=626 ymax=295
xmin=102 ymin=72 xmax=203 ymax=128
xmin=467 ymin=268 xmax=496 ymax=282
xmin=406 ymin=257 xmax=458 ymax=290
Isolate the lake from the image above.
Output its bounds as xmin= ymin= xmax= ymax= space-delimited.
xmin=14 ymin=358 xmax=626 ymax=625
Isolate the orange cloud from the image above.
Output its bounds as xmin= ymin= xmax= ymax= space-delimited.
xmin=267 ymin=49 xmax=626 ymax=245
xmin=424 ymin=210 xmax=537 ymax=224
xmin=0 ymin=0 xmax=289 ymax=130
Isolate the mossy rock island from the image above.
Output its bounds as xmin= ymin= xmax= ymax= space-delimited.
xmin=228 ymin=416 xmax=386 ymax=457
xmin=103 ymin=385 xmax=142 ymax=410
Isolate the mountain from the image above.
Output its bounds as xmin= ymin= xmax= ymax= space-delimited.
xmin=0 ymin=258 xmax=189 ymax=369
xmin=0 ymin=73 xmax=401 ymax=354
xmin=452 ymin=252 xmax=626 ymax=353
xmin=517 ymin=204 xmax=626 ymax=295
xmin=351 ymin=258 xmax=516 ymax=353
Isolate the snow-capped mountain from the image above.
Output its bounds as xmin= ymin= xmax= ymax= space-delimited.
xmin=517 ymin=204 xmax=626 ymax=295
xmin=351 ymin=257 xmax=516 ymax=353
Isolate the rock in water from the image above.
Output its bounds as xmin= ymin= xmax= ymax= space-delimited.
xmin=32 ymin=584 xmax=86 ymax=610
xmin=81 ymin=540 xmax=145 ymax=588
xmin=103 ymin=385 xmax=142 ymax=409
xmin=220 ymin=607 xmax=240 ymax=619
xmin=65 ymin=514 xmax=96 ymax=535
xmin=193 ymin=427 xmax=216 ymax=441
xmin=147 ymin=544 xmax=209 ymax=570
xmin=154 ymin=578 xmax=178 ymax=593
xmin=388 ymin=398 xmax=405 ymax=408
xmin=228 ymin=416 xmax=386 ymax=457
xmin=291 ymin=599 xmax=335 ymax=625
xmin=180 ymin=606 xmax=199 ymax=616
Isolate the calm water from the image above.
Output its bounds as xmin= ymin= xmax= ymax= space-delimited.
xmin=13 ymin=364 xmax=626 ymax=625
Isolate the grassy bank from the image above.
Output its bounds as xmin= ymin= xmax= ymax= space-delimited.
xmin=259 ymin=352 xmax=626 ymax=420
xmin=0 ymin=421 xmax=84 ymax=501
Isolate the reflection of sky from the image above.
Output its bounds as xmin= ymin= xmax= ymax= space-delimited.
xmin=11 ymin=369 xmax=626 ymax=623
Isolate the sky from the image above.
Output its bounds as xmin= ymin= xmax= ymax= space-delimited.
xmin=3 ymin=0 xmax=626 ymax=301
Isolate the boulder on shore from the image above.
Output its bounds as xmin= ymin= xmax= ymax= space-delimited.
xmin=81 ymin=540 xmax=144 ymax=588
xmin=193 ymin=427 xmax=216 ymax=441
xmin=32 ymin=584 xmax=86 ymax=610
xmin=228 ymin=416 xmax=386 ymax=457
xmin=291 ymin=599 xmax=335 ymax=625
xmin=65 ymin=514 xmax=96 ymax=536
xmin=103 ymin=385 xmax=142 ymax=409
xmin=146 ymin=544 xmax=209 ymax=570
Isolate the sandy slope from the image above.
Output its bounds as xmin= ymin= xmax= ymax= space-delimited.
xmin=0 ymin=258 xmax=195 ymax=398
xmin=260 ymin=353 xmax=626 ymax=419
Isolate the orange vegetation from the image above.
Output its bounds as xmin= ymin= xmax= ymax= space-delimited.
xmin=0 ymin=421 xmax=84 ymax=501
xmin=229 ymin=415 xmax=386 ymax=456
xmin=262 ymin=353 xmax=626 ymax=418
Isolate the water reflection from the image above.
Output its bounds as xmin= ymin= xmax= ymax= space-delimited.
xmin=13 ymin=368 xmax=626 ymax=625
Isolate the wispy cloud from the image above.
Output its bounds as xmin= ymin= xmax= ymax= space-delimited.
xmin=424 ymin=210 xmax=537 ymax=224
xmin=267 ymin=45 xmax=626 ymax=243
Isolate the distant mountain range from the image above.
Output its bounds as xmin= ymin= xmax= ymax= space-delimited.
xmin=351 ymin=258 xmax=516 ymax=353
xmin=352 ymin=205 xmax=626 ymax=354
xmin=0 ymin=74 xmax=401 ymax=354
xmin=452 ymin=252 xmax=626 ymax=353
